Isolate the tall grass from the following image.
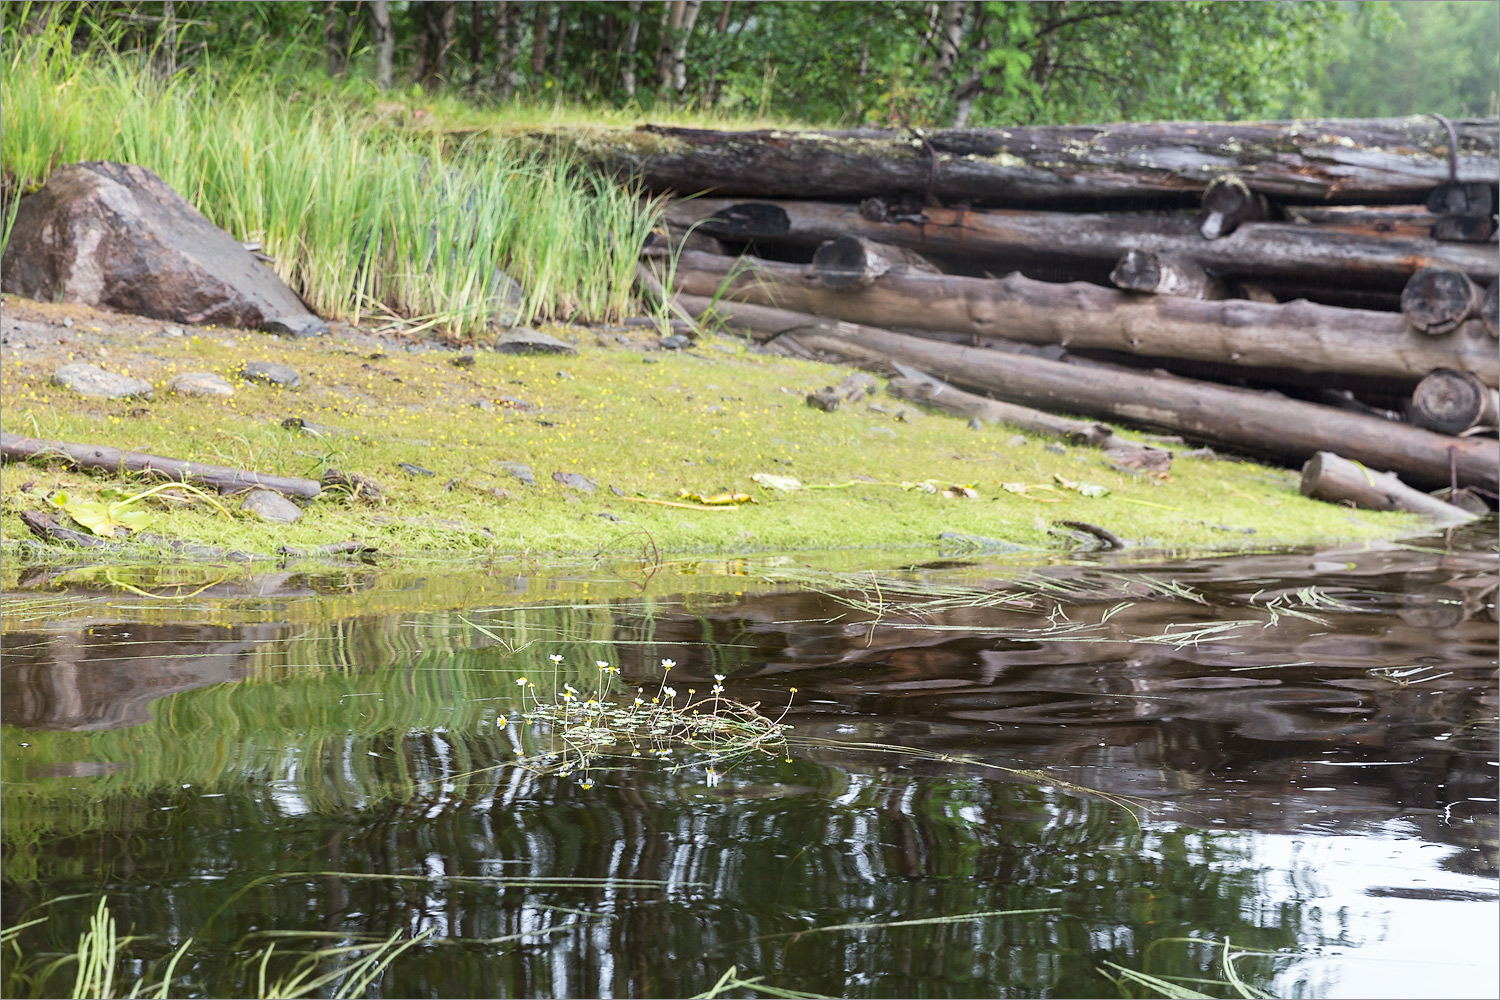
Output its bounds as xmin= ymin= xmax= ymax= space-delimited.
xmin=0 ymin=15 xmax=658 ymax=339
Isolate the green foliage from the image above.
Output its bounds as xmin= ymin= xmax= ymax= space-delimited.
xmin=1306 ymin=1 xmax=1500 ymax=117
xmin=4 ymin=1 xmax=1365 ymax=128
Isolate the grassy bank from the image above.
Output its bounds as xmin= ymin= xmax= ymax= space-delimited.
xmin=1 ymin=17 xmax=654 ymax=340
xmin=0 ymin=295 xmax=1418 ymax=561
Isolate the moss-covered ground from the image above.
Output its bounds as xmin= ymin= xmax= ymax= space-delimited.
xmin=0 ymin=295 xmax=1423 ymax=565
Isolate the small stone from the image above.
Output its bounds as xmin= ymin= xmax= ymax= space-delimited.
xmin=239 ymin=361 xmax=300 ymax=388
xmin=241 ymin=489 xmax=302 ymax=523
xmin=1044 ymin=442 xmax=1067 ymax=455
xmin=168 ymin=371 xmax=234 ymax=397
xmin=1008 ymin=435 xmax=1027 ymax=447
xmin=806 ymin=387 xmax=842 ymax=412
xmin=496 ymin=461 xmax=537 ymax=486
xmin=661 ymin=334 xmax=690 ymax=350
xmin=399 ymin=462 xmax=435 ymax=477
xmin=967 ymin=417 xmax=983 ymax=431
xmin=642 ymin=356 xmax=660 ymax=364
xmin=53 ymin=363 xmax=152 ymax=400
xmin=62 ymin=316 xmax=74 ymax=328
xmin=597 ymin=512 xmax=622 ymax=522
xmin=552 ymin=471 xmax=597 ymax=492
xmin=494 ymin=327 xmax=576 ymax=356
xmin=472 ymin=399 xmax=496 ymax=411
xmin=610 ymin=485 xmax=627 ymax=496
xmin=162 ymin=326 xmax=184 ymax=337
xmin=450 ymin=353 xmax=476 ymax=369
xmin=261 ymin=314 xmax=328 ymax=338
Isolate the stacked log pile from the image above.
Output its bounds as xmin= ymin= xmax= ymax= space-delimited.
xmin=605 ymin=116 xmax=1500 ymax=509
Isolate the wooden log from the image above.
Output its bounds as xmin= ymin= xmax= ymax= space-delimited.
xmin=663 ymin=198 xmax=1497 ymax=286
xmin=674 ymin=294 xmax=1499 ymax=490
xmin=1197 ymin=175 xmax=1267 ymax=239
xmin=1300 ymin=451 xmax=1475 ymax=520
xmin=1410 ymin=369 xmax=1500 ymax=434
xmin=1483 ymin=280 xmax=1499 ymax=339
xmin=1401 ymin=267 xmax=1484 ymax=334
xmin=0 ymin=432 xmax=323 ymax=498
xmin=1283 ymin=204 xmax=1437 ymax=238
xmin=810 ymin=236 xmax=938 ymax=289
xmin=1110 ymin=250 xmax=1225 ymax=299
xmin=660 ymin=251 xmax=1500 ymax=386
xmin=582 ymin=117 xmax=1499 ymax=207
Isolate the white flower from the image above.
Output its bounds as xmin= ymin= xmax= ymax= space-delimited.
xmin=596 ymin=660 xmax=610 ymax=669
xmin=663 ymin=686 xmax=676 ymax=698
xmin=661 ymin=658 xmax=676 ymax=669
xmin=713 ymin=674 xmax=726 ymax=683
xmin=549 ymin=654 xmax=564 ymax=663
xmin=516 ymin=677 xmax=528 ymax=686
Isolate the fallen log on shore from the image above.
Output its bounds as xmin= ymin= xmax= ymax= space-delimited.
xmin=587 ymin=117 xmax=1499 ymax=207
xmin=662 ymin=199 xmax=1498 ymax=287
xmin=1 ymin=432 xmax=323 ymax=499
xmin=678 ymin=295 xmax=1498 ymax=491
xmin=661 ymin=251 xmax=1499 ymax=386
xmin=1300 ymin=452 xmax=1475 ymax=520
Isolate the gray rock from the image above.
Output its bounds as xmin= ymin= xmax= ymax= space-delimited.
xmin=238 ymin=361 xmax=301 ymax=388
xmin=167 ymin=371 xmax=234 ymax=397
xmin=496 ymin=461 xmax=536 ymax=486
xmin=661 ymin=334 xmax=690 ymax=350
xmin=262 ymin=314 xmax=328 ymax=338
xmin=241 ymin=489 xmax=302 ymax=523
xmin=552 ymin=471 xmax=597 ymax=493
xmin=53 ymin=363 xmax=152 ymax=400
xmin=967 ymin=417 xmax=983 ymax=431
xmin=494 ymin=327 xmax=576 ymax=356
xmin=281 ymin=416 xmax=338 ymax=436
xmin=2 ymin=161 xmax=313 ymax=329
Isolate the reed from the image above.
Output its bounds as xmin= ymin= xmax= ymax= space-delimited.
xmin=0 ymin=14 xmax=656 ymax=340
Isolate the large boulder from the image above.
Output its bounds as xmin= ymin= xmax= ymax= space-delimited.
xmin=1 ymin=161 xmax=325 ymax=334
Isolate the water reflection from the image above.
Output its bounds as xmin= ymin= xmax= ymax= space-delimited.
xmin=1 ymin=526 xmax=1495 ymax=998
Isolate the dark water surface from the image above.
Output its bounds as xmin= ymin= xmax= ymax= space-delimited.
xmin=3 ymin=526 xmax=1496 ymax=999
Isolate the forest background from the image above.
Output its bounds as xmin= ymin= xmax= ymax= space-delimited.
xmin=24 ymin=0 xmax=1500 ymax=129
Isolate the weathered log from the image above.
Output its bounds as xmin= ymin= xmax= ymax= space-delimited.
xmin=663 ymin=198 xmax=1497 ymax=286
xmin=1429 ymin=214 xmax=1498 ymax=242
xmin=1482 ymin=280 xmax=1499 ymax=339
xmin=675 ymin=294 xmax=1498 ymax=490
xmin=584 ymin=117 xmax=1499 ymax=207
xmin=660 ymin=251 xmax=1500 ymax=386
xmin=1110 ymin=250 xmax=1225 ymax=299
xmin=1410 ymin=369 xmax=1500 ymax=434
xmin=633 ymin=262 xmax=701 ymax=337
xmin=0 ymin=432 xmax=323 ymax=498
xmin=1197 ymin=175 xmax=1267 ymax=239
xmin=18 ymin=510 xmax=256 ymax=558
xmin=1300 ymin=451 xmax=1474 ymax=520
xmin=1283 ymin=204 xmax=1436 ymax=238
xmin=811 ymin=235 xmax=938 ymax=289
xmin=1401 ymin=267 xmax=1485 ymax=334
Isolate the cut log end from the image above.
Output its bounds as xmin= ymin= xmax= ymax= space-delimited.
xmin=1411 ymin=368 xmax=1500 ymax=435
xmin=1402 ymin=267 xmax=1483 ymax=335
xmin=1197 ymin=174 xmax=1267 ymax=239
xmin=1482 ymin=280 xmax=1498 ymax=339
xmin=1110 ymin=249 xmax=1225 ymax=299
xmin=811 ymin=235 xmax=938 ymax=290
xmin=700 ymin=202 xmax=791 ymax=238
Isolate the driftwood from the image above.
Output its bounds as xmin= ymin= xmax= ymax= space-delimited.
xmin=664 ymin=199 xmax=1498 ymax=287
xmin=586 ymin=117 xmax=1499 ymax=207
xmin=1300 ymin=451 xmax=1474 ymax=520
xmin=1 ymin=432 xmax=323 ymax=498
xmin=1401 ymin=268 xmax=1485 ymax=334
xmin=1410 ymin=369 xmax=1500 ymax=434
xmin=661 ymin=251 xmax=1500 ymax=386
xmin=1110 ymin=250 xmax=1225 ymax=299
xmin=18 ymin=510 xmax=257 ymax=558
xmin=678 ymin=293 xmax=1499 ymax=491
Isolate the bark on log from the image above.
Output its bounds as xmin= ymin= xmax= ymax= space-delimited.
xmin=1402 ymin=267 xmax=1485 ymax=335
xmin=662 ymin=198 xmax=1497 ymax=286
xmin=1484 ymin=281 xmax=1500 ymax=339
xmin=0 ymin=433 xmax=323 ymax=498
xmin=661 ymin=251 xmax=1500 ymax=386
xmin=811 ymin=235 xmax=938 ymax=289
xmin=675 ymin=295 xmax=1498 ymax=490
xmin=1110 ymin=250 xmax=1225 ymax=299
xmin=1410 ymin=369 xmax=1500 ymax=434
xmin=581 ymin=117 xmax=1499 ymax=207
xmin=1282 ymin=204 xmax=1436 ymax=238
xmin=1300 ymin=451 xmax=1475 ymax=520
xmin=1197 ymin=175 xmax=1267 ymax=239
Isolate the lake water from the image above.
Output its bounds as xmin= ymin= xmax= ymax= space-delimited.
xmin=2 ymin=524 xmax=1496 ymax=999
